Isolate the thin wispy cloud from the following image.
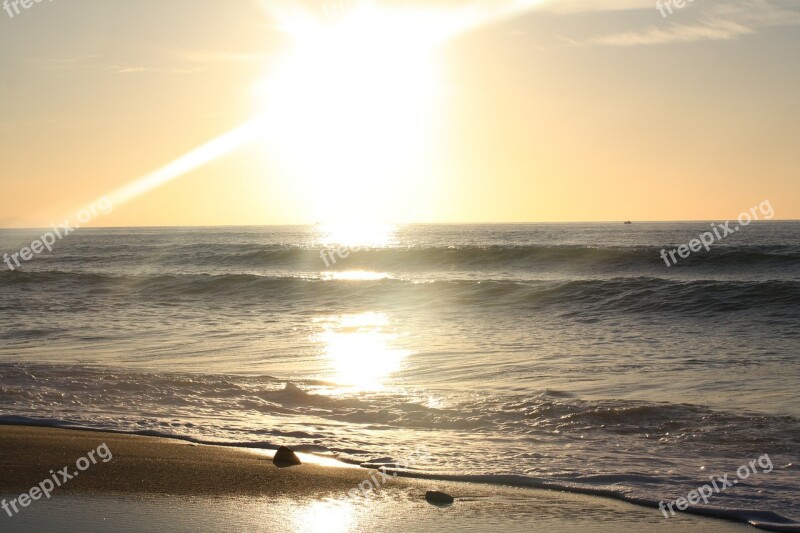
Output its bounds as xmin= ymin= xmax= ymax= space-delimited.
xmin=539 ymin=0 xmax=650 ymax=14
xmin=110 ymin=65 xmax=205 ymax=75
xmin=24 ymin=47 xmax=266 ymax=76
xmin=589 ymin=0 xmax=800 ymax=46
xmin=257 ymin=0 xmax=799 ymax=49
xmin=167 ymin=48 xmax=269 ymax=65
xmin=593 ymin=19 xmax=755 ymax=46
xmin=107 ymin=48 xmax=270 ymax=74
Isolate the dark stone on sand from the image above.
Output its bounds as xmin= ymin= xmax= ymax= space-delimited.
xmin=273 ymin=446 xmax=302 ymax=467
xmin=425 ymin=490 xmax=454 ymax=505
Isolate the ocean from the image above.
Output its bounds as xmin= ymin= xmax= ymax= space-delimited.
xmin=0 ymin=222 xmax=798 ymax=528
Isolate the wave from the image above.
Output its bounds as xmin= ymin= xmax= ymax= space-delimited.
xmin=17 ymin=243 xmax=800 ymax=271
xmin=3 ymin=270 xmax=799 ymax=318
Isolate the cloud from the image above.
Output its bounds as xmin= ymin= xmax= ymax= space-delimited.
xmin=25 ymin=48 xmax=267 ymax=76
xmin=539 ymin=0 xmax=651 ymax=13
xmin=105 ymin=48 xmax=269 ymax=75
xmin=167 ymin=48 xmax=269 ymax=65
xmin=110 ymin=65 xmax=205 ymax=75
xmin=592 ymin=19 xmax=755 ymax=45
xmin=589 ymin=0 xmax=800 ymax=46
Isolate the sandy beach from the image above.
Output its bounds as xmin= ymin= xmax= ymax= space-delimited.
xmin=0 ymin=425 xmax=753 ymax=532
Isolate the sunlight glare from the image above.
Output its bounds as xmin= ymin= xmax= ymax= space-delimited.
xmin=317 ymin=222 xmax=397 ymax=249
xmin=257 ymin=4 xmax=445 ymax=222
xmin=85 ymin=1 xmax=548 ymax=221
xmin=315 ymin=312 xmax=411 ymax=391
xmin=289 ymin=499 xmax=356 ymax=533
xmin=322 ymin=271 xmax=389 ymax=281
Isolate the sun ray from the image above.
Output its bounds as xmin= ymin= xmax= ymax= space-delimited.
xmin=106 ymin=118 xmax=267 ymax=209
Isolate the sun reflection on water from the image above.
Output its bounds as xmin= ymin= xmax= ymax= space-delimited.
xmin=289 ymin=499 xmax=356 ymax=533
xmin=321 ymin=270 xmax=389 ymax=281
xmin=316 ymin=222 xmax=397 ymax=249
xmin=314 ymin=312 xmax=411 ymax=391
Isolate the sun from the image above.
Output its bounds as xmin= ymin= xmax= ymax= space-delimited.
xmin=255 ymin=3 xmax=447 ymax=223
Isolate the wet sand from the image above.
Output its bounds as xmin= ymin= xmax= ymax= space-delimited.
xmin=0 ymin=426 xmax=752 ymax=532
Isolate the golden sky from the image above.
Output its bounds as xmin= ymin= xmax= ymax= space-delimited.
xmin=1 ymin=0 xmax=798 ymax=227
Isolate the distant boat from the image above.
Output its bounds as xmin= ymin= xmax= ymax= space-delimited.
xmin=624 ymin=220 xmax=632 ymax=224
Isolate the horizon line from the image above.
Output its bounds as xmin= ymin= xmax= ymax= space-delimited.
xmin=0 ymin=219 xmax=797 ymax=231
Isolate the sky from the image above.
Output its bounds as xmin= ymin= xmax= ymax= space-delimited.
xmin=0 ymin=0 xmax=798 ymax=227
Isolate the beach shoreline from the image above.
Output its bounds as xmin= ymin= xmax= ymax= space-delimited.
xmin=0 ymin=425 xmax=755 ymax=532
